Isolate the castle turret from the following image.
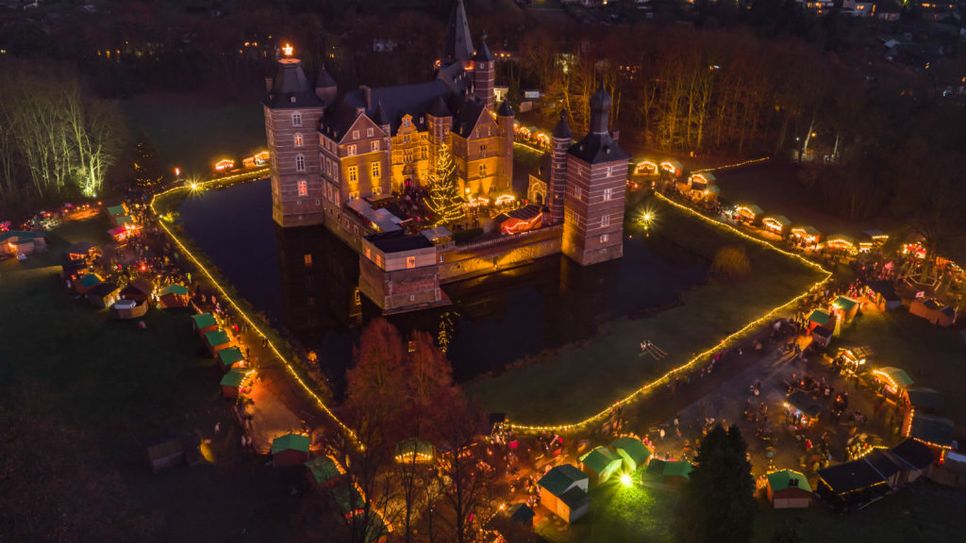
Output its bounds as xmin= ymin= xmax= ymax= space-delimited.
xmin=443 ymin=0 xmax=474 ymax=66
xmin=562 ymin=85 xmax=629 ymax=266
xmin=315 ymin=63 xmax=337 ymax=105
xmin=548 ymin=109 xmax=572 ymax=226
xmin=472 ymin=35 xmax=495 ymax=110
xmin=373 ymin=101 xmax=391 ymax=135
xmin=427 ymin=96 xmax=453 ymax=169
xmin=264 ymin=49 xmax=325 ymax=227
xmin=496 ymin=99 xmax=514 ymax=195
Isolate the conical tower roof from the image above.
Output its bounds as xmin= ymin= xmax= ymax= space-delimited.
xmin=444 ymin=0 xmax=474 ymax=64
xmin=373 ymin=101 xmax=391 ymax=126
xmin=265 ymin=57 xmax=322 ymax=109
xmin=498 ymin=99 xmax=514 ymax=117
xmin=474 ymin=34 xmax=494 ymax=62
xmin=428 ymin=96 xmax=451 ymax=117
xmin=552 ymin=109 xmax=572 ymax=139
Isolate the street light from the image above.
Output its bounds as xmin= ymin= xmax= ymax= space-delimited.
xmin=620 ymin=473 xmax=633 ymax=487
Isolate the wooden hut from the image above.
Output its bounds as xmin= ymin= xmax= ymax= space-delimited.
xmin=66 ymin=241 xmax=99 ymax=261
xmin=866 ymin=281 xmax=901 ymax=311
xmin=790 ymin=225 xmax=821 ymax=245
xmin=112 ymin=299 xmax=148 ymax=319
xmin=219 ymin=369 xmax=249 ymax=398
xmin=825 ymin=234 xmax=857 ymax=254
xmin=660 ymin=160 xmax=683 ymax=177
xmin=734 ymin=203 xmax=763 ymax=224
xmin=816 ymin=460 xmax=890 ymax=512
xmin=907 ymin=414 xmax=954 ymax=463
xmin=886 ymin=438 xmax=935 ymax=484
xmin=537 ymin=464 xmax=590 ymax=523
xmin=807 ymin=308 xmax=833 ymax=332
xmin=86 ymin=281 xmax=121 ymax=308
xmin=305 ymin=456 xmax=344 ymax=490
xmin=609 ymin=436 xmax=652 ymax=472
xmin=579 ymin=446 xmax=623 ymax=485
xmin=159 ymin=284 xmax=191 ymax=309
xmin=191 ymin=313 xmax=218 ymax=336
xmin=831 ymin=295 xmax=860 ymax=325
xmin=762 ymin=215 xmax=791 ymax=236
xmin=765 ymin=469 xmax=812 ymax=509
xmin=205 ymin=329 xmax=232 ymax=356
xmin=909 ymin=298 xmax=957 ymax=327
xmin=73 ymin=273 xmax=102 ymax=294
xmin=643 ymin=459 xmax=693 ymax=489
xmin=871 ymin=367 xmax=914 ymax=402
xmin=634 ymin=159 xmax=659 ymax=176
xmin=217 ymin=347 xmax=245 ymax=372
xmin=271 ymin=433 xmax=311 ymax=467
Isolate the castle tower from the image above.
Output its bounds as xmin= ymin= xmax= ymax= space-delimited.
xmin=562 ymin=85 xmax=629 ymax=266
xmin=548 ymin=109 xmax=572 ymax=226
xmin=264 ymin=51 xmax=325 ymax=227
xmin=314 ymin=63 xmax=337 ymax=104
xmin=427 ymin=96 xmax=453 ymax=171
xmin=496 ymin=99 xmax=514 ymax=195
xmin=472 ymin=36 xmax=495 ymax=110
xmin=443 ymin=0 xmax=474 ymax=67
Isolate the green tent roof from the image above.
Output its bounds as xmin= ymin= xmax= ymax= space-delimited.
xmin=876 ymin=366 xmax=914 ymax=388
xmin=160 ymin=284 xmax=189 ymax=296
xmin=767 ymin=469 xmax=812 ymax=492
xmin=330 ymin=484 xmax=365 ymax=514
xmin=271 ymin=433 xmax=310 ymax=455
xmin=204 ymin=329 xmax=230 ymax=348
xmin=610 ymin=437 xmax=651 ymax=469
xmin=115 ymin=215 xmax=134 ymax=226
xmin=77 ymin=274 xmax=102 ymax=288
xmin=191 ymin=313 xmax=217 ymax=329
xmin=305 ymin=456 xmax=342 ymax=484
xmin=219 ymin=369 xmax=247 ymax=388
xmin=107 ymin=204 xmax=126 ymax=216
xmin=538 ymin=464 xmax=587 ymax=496
xmin=218 ymin=347 xmax=244 ymax=369
xmin=808 ymin=309 xmax=831 ymax=325
xmin=579 ymin=446 xmax=622 ymax=476
xmin=833 ymin=296 xmax=858 ymax=312
xmin=647 ymin=459 xmax=693 ymax=479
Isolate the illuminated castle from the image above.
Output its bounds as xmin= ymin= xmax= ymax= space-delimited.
xmin=263 ymin=0 xmax=513 ymax=230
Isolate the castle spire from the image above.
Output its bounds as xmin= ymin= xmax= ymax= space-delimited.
xmin=589 ymin=83 xmax=612 ymax=135
xmin=444 ymin=0 xmax=474 ymax=64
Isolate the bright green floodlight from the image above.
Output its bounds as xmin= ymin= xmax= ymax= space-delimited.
xmin=620 ymin=473 xmax=633 ymax=487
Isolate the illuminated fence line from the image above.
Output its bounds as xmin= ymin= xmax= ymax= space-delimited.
xmin=149 ymin=172 xmax=361 ymax=446
xmin=505 ymin=192 xmax=832 ymax=434
xmin=692 ymin=156 xmax=770 ymax=174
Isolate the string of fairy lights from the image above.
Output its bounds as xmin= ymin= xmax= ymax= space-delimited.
xmin=149 ymin=169 xmax=362 ymax=447
xmin=691 ymin=156 xmax=770 ymax=174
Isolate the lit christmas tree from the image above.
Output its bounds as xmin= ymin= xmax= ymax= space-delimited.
xmin=131 ymin=135 xmax=164 ymax=190
xmin=426 ymin=143 xmax=465 ymax=226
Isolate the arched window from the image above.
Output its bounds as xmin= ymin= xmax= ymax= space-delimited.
xmin=291 ymin=112 xmax=302 ymax=127
xmin=295 ymin=154 xmax=305 ymax=172
xmin=294 ymin=133 xmax=303 ymax=147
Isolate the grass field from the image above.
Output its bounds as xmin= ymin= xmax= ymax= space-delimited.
xmin=539 ymin=478 xmax=965 ymax=543
xmin=839 ymin=307 xmax=966 ymax=419
xmin=467 ymin=196 xmax=826 ymax=425
xmin=0 ymin=218 xmax=336 ymax=541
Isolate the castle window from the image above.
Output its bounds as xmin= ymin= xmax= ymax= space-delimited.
xmin=297 ymin=179 xmax=308 ymax=197
xmin=346 ymin=144 xmax=357 ymax=157
xmin=303 ymin=253 xmax=313 ymax=267
xmin=480 ymin=144 xmax=488 ymax=156
xmin=291 ymin=112 xmax=302 ymax=127
xmin=479 ymin=163 xmax=487 ymax=178
xmin=405 ymin=150 xmax=414 ymax=162
xmin=406 ymin=256 xmax=417 ymax=269
xmin=573 ymin=186 xmax=582 ymax=200
xmin=603 ymin=188 xmax=613 ymax=201
xmin=295 ymin=154 xmax=305 ymax=172
xmin=600 ymin=214 xmax=610 ymax=228
xmin=333 ymin=166 xmax=340 ymax=182
xmin=352 ymin=130 xmax=360 ymax=140
xmin=348 ymin=165 xmax=358 ymax=183
xmin=371 ymin=140 xmax=380 ymax=152
xmin=370 ymin=161 xmax=381 ymax=179
xmin=294 ymin=133 xmax=303 ymax=147
xmin=600 ymin=233 xmax=610 ymax=244
xmin=366 ymin=128 xmax=374 ymax=137
xmin=350 ymin=190 xmax=360 ymax=200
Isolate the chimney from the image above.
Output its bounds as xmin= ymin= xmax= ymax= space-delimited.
xmin=264 ymin=76 xmax=273 ymax=94
xmin=360 ymin=85 xmax=372 ymax=110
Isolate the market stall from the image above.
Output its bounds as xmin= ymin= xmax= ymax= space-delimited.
xmin=825 ymin=234 xmax=857 ymax=254
xmin=734 ymin=203 xmax=763 ymax=224
xmin=393 ymin=438 xmax=435 ymax=465
xmin=579 ymin=446 xmax=623 ymax=485
xmin=219 ymin=368 xmax=250 ymax=398
xmin=871 ymin=366 xmax=914 ymax=402
xmin=270 ymin=433 xmax=310 ymax=467
xmin=159 ymin=284 xmax=191 ymax=309
xmin=765 ymin=469 xmax=812 ymax=509
xmin=762 ymin=215 xmax=791 ymax=236
xmin=789 ymin=225 xmax=821 ymax=246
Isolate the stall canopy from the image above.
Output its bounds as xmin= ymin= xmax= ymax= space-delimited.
xmin=579 ymin=446 xmax=623 ymax=481
xmin=394 ymin=438 xmax=434 ymax=464
xmin=305 ymin=456 xmax=344 ymax=486
xmin=763 ymin=215 xmax=791 ymax=230
xmin=873 ymin=367 xmax=914 ymax=389
xmin=832 ymin=296 xmax=858 ymax=313
xmin=218 ymin=347 xmax=245 ymax=371
xmin=77 ymin=274 xmax=102 ymax=289
xmin=610 ymin=437 xmax=651 ymax=472
xmin=271 ymin=433 xmax=310 ymax=455
xmin=204 ymin=330 xmax=230 ymax=349
xmin=826 ymin=234 xmax=856 ymax=248
xmin=219 ymin=369 xmax=248 ymax=388
xmin=807 ymin=309 xmax=832 ymax=327
xmin=888 ymin=439 xmax=935 ymax=471
xmin=107 ymin=205 xmax=126 ymax=218
xmin=735 ymin=203 xmax=764 ymax=218
xmin=791 ymin=225 xmax=821 ymax=238
xmin=160 ymin=284 xmax=190 ymax=296
xmin=647 ymin=459 xmax=693 ymax=480
xmin=818 ymin=459 xmax=888 ymax=495
xmin=767 ymin=469 xmax=812 ymax=493
xmin=909 ymin=414 xmax=954 ymax=448
xmin=191 ymin=313 xmax=217 ymax=330
xmin=120 ymin=285 xmax=149 ymax=303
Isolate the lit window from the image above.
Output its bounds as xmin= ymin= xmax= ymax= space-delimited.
xmin=294 ymin=133 xmax=303 ymax=147
xmin=372 ymin=183 xmax=382 ymax=196
xmin=406 ymin=256 xmax=416 ymax=269
xmin=297 ymin=179 xmax=308 ymax=197
xmin=370 ymin=162 xmax=381 ymax=178
xmin=295 ymin=154 xmax=305 ymax=172
xmin=479 ymin=163 xmax=487 ymax=178
xmin=333 ymin=166 xmax=339 ymax=182
xmin=480 ymin=144 xmax=488 ymax=156
xmin=350 ymin=190 xmax=360 ymax=200
xmin=348 ymin=166 xmax=358 ymax=183
xmin=573 ymin=186 xmax=582 ymax=200
xmin=352 ymin=130 xmax=360 ymax=140
xmin=366 ymin=128 xmax=374 ymax=137
xmin=303 ymin=253 xmax=313 ymax=267
xmin=600 ymin=214 xmax=610 ymax=228
xmin=600 ymin=233 xmax=609 ymax=243
xmin=292 ymin=112 xmax=302 ymax=127
xmin=371 ymin=140 xmax=380 ymax=152
xmin=604 ymin=188 xmax=613 ymax=201
xmin=346 ymin=144 xmax=357 ymax=156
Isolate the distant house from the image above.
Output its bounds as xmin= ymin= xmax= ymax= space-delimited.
xmin=537 ymin=464 xmax=590 ymax=523
xmin=886 ymin=438 xmax=935 ymax=484
xmin=270 ymin=433 xmax=310 ymax=467
xmin=579 ymin=446 xmax=622 ymax=484
xmin=909 ymin=298 xmax=956 ymax=327
xmin=609 ymin=436 xmax=651 ymax=472
xmin=643 ymin=459 xmax=692 ymax=489
xmin=765 ymin=469 xmax=812 ymax=509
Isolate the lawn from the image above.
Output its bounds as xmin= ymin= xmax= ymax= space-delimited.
xmin=467 ymin=195 xmax=826 ymax=426
xmin=539 ymin=478 xmax=965 ymax=543
xmin=838 ymin=306 xmax=966 ymax=418
xmin=0 ymin=218 xmax=337 ymax=541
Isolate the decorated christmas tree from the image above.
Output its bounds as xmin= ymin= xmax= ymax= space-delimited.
xmin=131 ymin=135 xmax=164 ymax=189
xmin=426 ymin=143 xmax=465 ymax=226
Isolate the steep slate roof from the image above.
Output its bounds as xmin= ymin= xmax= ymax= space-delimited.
xmin=497 ymin=99 xmax=513 ymax=117
xmin=315 ymin=64 xmax=337 ymax=89
xmin=264 ymin=58 xmax=323 ymax=109
xmin=552 ymin=109 xmax=573 ymax=139
xmin=568 ymin=130 xmax=628 ymax=164
xmin=443 ymin=0 xmax=474 ymax=63
xmin=767 ymin=469 xmax=812 ymax=492
xmin=451 ymin=98 xmax=486 ymax=138
xmin=538 ymin=464 xmax=587 ymax=496
xmin=474 ymin=36 xmax=494 ymax=62
xmin=271 ymin=433 xmax=310 ymax=455
xmin=324 ymin=80 xmax=460 ymax=139
xmin=428 ymin=96 xmax=452 ymax=117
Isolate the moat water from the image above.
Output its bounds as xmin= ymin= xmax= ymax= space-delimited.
xmin=177 ymin=179 xmax=707 ymax=389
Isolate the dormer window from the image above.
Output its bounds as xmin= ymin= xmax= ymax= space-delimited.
xmin=290 ymin=96 xmax=296 ymax=104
